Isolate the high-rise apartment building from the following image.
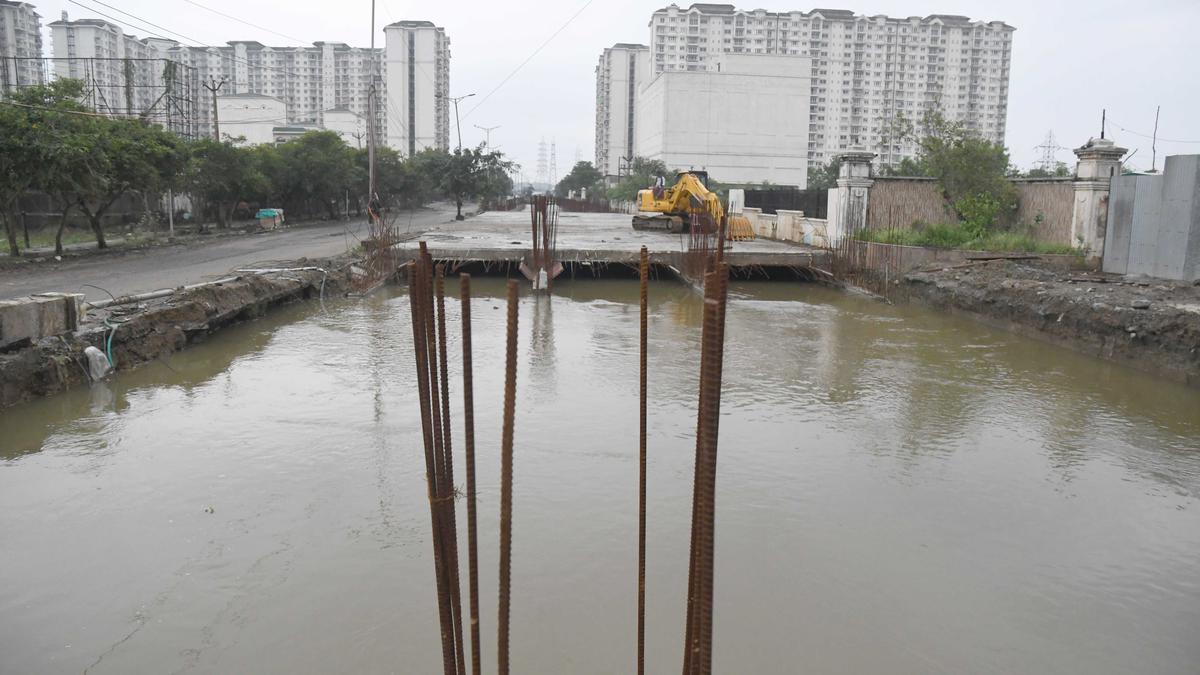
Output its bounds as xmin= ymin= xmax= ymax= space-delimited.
xmin=645 ymin=3 xmax=1013 ymax=171
xmin=383 ymin=20 xmax=450 ymax=156
xmin=156 ymin=39 xmax=386 ymax=142
xmin=594 ymin=43 xmax=648 ymax=178
xmin=47 ymin=15 xmax=170 ymax=119
xmin=0 ymin=0 xmax=43 ymax=89
xmin=46 ymin=13 xmax=448 ymax=151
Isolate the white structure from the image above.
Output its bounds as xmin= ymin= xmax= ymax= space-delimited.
xmin=48 ymin=13 xmax=450 ymax=151
xmin=635 ymin=54 xmax=811 ymax=186
xmin=594 ymin=43 xmax=649 ymax=178
xmin=218 ymin=93 xmax=287 ymax=146
xmin=383 ymin=20 xmax=450 ymax=156
xmin=0 ymin=0 xmax=43 ymax=89
xmin=647 ymin=4 xmax=1014 ymax=173
xmin=323 ymin=107 xmax=366 ymax=148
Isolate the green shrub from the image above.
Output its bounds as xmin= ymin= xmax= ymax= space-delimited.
xmin=954 ymin=193 xmax=1002 ymax=237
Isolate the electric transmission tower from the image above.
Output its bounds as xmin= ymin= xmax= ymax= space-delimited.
xmin=536 ymin=137 xmax=549 ymax=187
xmin=549 ymin=138 xmax=558 ymax=189
xmin=1033 ymin=131 xmax=1067 ymax=172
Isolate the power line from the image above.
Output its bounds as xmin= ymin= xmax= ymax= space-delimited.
xmin=180 ymin=0 xmax=307 ymax=44
xmin=67 ymin=0 xmax=311 ymax=80
xmin=462 ymin=0 xmax=597 ymax=121
xmin=1107 ymin=118 xmax=1200 ymax=145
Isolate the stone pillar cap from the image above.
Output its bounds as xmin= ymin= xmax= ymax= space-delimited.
xmin=1074 ymin=137 xmax=1127 ymax=158
xmin=835 ymin=150 xmax=877 ymax=163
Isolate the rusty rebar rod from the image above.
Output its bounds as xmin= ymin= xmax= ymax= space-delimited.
xmin=498 ymin=279 xmax=519 ymax=675
xmin=460 ymin=274 xmax=482 ymax=675
xmin=638 ymin=246 xmax=649 ymax=675
xmin=682 ymin=263 xmax=729 ymax=675
xmin=435 ymin=264 xmax=468 ymax=675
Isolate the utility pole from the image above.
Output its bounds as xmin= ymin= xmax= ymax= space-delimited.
xmin=474 ymin=124 xmax=499 ymax=149
xmin=367 ymin=0 xmax=378 ymax=214
xmin=443 ymin=93 xmax=475 ymax=151
xmin=1150 ymin=105 xmax=1161 ymax=173
xmin=202 ymin=75 xmax=228 ymax=141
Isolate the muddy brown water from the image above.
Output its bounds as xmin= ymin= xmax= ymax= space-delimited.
xmin=2 ymin=279 xmax=1198 ymax=674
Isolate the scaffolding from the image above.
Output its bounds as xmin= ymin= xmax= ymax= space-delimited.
xmin=1 ymin=56 xmax=201 ymax=140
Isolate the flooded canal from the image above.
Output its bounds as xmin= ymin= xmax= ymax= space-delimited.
xmin=2 ymin=279 xmax=1198 ymax=674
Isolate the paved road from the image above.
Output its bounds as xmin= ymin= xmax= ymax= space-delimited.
xmin=0 ymin=205 xmax=457 ymax=302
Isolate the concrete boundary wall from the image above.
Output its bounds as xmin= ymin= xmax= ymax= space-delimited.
xmin=743 ymin=208 xmax=829 ymax=247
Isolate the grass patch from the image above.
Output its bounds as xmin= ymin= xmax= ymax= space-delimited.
xmin=856 ymin=224 xmax=1078 ymax=255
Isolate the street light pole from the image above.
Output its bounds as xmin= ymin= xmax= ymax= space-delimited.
xmin=474 ymin=124 xmax=500 ymax=149
xmin=444 ymin=93 xmax=475 ymax=152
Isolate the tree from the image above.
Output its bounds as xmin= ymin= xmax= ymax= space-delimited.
xmin=1025 ymin=161 xmax=1071 ymax=178
xmin=275 ymin=130 xmax=357 ymax=219
xmin=74 ymin=119 xmax=186 ymax=248
xmin=417 ymin=146 xmax=515 ymax=219
xmin=186 ymin=139 xmax=267 ymax=229
xmin=896 ymin=110 xmax=1017 ymax=232
xmin=554 ymin=161 xmax=604 ymax=198
xmin=879 ymin=157 xmax=928 ymax=177
xmin=607 ymin=157 xmax=669 ymax=201
xmin=806 ymin=158 xmax=842 ymax=189
xmin=1 ymin=79 xmax=96 ymax=256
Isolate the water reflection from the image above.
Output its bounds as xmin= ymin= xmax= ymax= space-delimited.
xmin=0 ymin=278 xmax=1198 ymax=675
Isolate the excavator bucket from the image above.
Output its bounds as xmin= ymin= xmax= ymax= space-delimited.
xmin=727 ymin=215 xmax=755 ymax=241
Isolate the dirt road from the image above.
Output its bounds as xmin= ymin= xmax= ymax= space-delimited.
xmin=0 ymin=205 xmax=457 ymax=302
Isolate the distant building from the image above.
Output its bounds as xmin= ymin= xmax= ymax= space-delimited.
xmin=645 ymin=3 xmax=1014 ymax=173
xmin=636 ymin=54 xmax=811 ymax=186
xmin=383 ymin=20 xmax=450 ymax=157
xmin=323 ymin=107 xmax=366 ymax=148
xmin=272 ymin=123 xmax=323 ymax=144
xmin=0 ymin=0 xmax=43 ymax=89
xmin=46 ymin=12 xmax=450 ymax=151
xmin=594 ymin=43 xmax=649 ymax=179
xmin=47 ymin=14 xmax=171 ymax=118
xmin=218 ymin=93 xmax=287 ymax=146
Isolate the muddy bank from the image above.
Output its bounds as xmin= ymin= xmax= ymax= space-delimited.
xmin=0 ymin=257 xmax=354 ymax=409
xmin=905 ymin=260 xmax=1200 ymax=386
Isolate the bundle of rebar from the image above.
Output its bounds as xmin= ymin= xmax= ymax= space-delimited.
xmin=681 ymin=262 xmax=730 ymax=675
xmin=407 ymin=244 xmax=468 ymax=675
xmin=528 ymin=196 xmax=559 ymax=290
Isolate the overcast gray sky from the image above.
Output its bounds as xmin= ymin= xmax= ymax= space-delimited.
xmin=38 ymin=0 xmax=1200 ymax=178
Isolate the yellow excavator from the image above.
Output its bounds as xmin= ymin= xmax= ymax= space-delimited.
xmin=631 ymin=170 xmax=754 ymax=240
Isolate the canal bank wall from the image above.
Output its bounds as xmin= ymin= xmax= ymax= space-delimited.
xmin=903 ymin=260 xmax=1200 ymax=387
xmin=0 ymin=260 xmax=352 ymax=409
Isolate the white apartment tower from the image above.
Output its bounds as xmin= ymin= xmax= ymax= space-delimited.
xmin=47 ymin=13 xmax=449 ymax=150
xmin=0 ymin=0 xmax=43 ymax=89
xmin=155 ymin=39 xmax=386 ymax=141
xmin=383 ymin=20 xmax=450 ymax=157
xmin=48 ymin=15 xmax=166 ymax=116
xmin=594 ymin=43 xmax=649 ymax=178
xmin=646 ymin=4 xmax=1014 ymax=171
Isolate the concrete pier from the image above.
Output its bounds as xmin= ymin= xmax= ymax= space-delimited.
xmin=393 ymin=210 xmax=827 ymax=277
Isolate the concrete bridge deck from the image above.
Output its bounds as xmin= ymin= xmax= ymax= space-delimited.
xmin=394 ymin=210 xmax=827 ymax=273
